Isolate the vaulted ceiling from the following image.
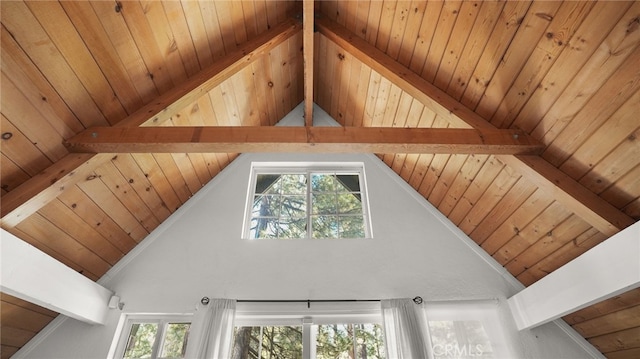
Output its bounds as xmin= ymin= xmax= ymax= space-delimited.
xmin=1 ymin=1 xmax=639 ymax=358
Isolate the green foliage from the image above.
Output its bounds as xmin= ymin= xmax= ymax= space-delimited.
xmin=250 ymin=173 xmax=365 ymax=239
xmin=232 ymin=326 xmax=302 ymax=359
xmin=428 ymin=321 xmax=494 ymax=359
xmin=123 ymin=323 xmax=158 ymax=359
xmin=122 ymin=322 xmax=190 ymax=359
xmin=232 ymin=324 xmax=384 ymax=359
xmin=160 ymin=323 xmax=191 ymax=358
xmin=316 ymin=324 xmax=385 ymax=359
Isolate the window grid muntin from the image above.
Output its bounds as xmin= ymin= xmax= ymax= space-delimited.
xmin=114 ymin=315 xmax=192 ymax=359
xmin=309 ymin=172 xmax=363 ymax=239
xmin=231 ymin=323 xmax=384 ymax=359
xmin=247 ymin=166 xmax=370 ymax=239
xmin=123 ymin=321 xmax=161 ymax=359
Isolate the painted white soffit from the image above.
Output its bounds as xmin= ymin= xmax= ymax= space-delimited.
xmin=1 ymin=229 xmax=113 ymax=325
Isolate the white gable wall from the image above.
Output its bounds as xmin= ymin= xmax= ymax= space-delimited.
xmin=17 ymin=107 xmax=600 ymax=358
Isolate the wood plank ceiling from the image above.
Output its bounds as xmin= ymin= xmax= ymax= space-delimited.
xmin=1 ymin=1 xmax=638 ymax=358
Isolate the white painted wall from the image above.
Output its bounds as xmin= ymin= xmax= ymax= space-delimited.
xmin=16 ymin=106 xmax=601 ymax=358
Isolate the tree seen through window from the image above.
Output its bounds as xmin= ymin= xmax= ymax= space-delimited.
xmin=231 ymin=324 xmax=385 ymax=359
xmin=249 ymin=171 xmax=367 ymax=239
xmin=122 ymin=321 xmax=190 ymax=359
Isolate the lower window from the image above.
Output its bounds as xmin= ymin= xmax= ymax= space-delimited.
xmin=232 ymin=326 xmax=302 ymax=359
xmin=424 ymin=301 xmax=513 ymax=359
xmin=428 ymin=320 xmax=493 ymax=359
xmin=231 ymin=324 xmax=385 ymax=359
xmin=113 ymin=315 xmax=191 ymax=359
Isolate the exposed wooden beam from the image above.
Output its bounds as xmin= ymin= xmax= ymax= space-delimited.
xmin=502 ymin=155 xmax=635 ymax=237
xmin=117 ymin=18 xmax=301 ymax=128
xmin=508 ymin=221 xmax=640 ymax=330
xmin=0 ymin=20 xmax=302 ymax=228
xmin=65 ymin=127 xmax=542 ymax=155
xmin=303 ymin=0 xmax=314 ymax=126
xmin=315 ymin=16 xmax=635 ymax=236
xmin=315 ymin=17 xmax=484 ymax=130
xmin=0 ymin=153 xmax=113 ymax=229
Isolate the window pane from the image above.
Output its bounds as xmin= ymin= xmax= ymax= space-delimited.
xmin=316 ymin=324 xmax=385 ymax=359
xmin=250 ymin=218 xmax=279 ymax=239
xmin=336 ymin=174 xmax=360 ymax=192
xmin=428 ymin=320 xmax=494 ymax=358
xmin=248 ymin=167 xmax=368 ymax=239
xmin=231 ymin=327 xmax=260 ymax=359
xmin=253 ymin=195 xmax=281 ymax=217
xmin=256 ymin=175 xmax=282 ymax=194
xmin=312 ymin=216 xmax=339 ymax=239
xmin=123 ymin=323 xmax=158 ymax=359
xmin=338 ymin=216 xmax=365 ymax=238
xmin=312 ymin=193 xmax=337 ymax=215
xmin=160 ymin=323 xmax=190 ymax=358
xmin=278 ymin=174 xmax=307 ymax=194
xmin=232 ymin=326 xmax=303 ymax=359
xmin=337 ymin=193 xmax=362 ymax=214
xmin=280 ymin=195 xmax=307 ymax=219
xmin=277 ymin=217 xmax=307 ymax=239
xmin=311 ymin=174 xmax=337 ymax=192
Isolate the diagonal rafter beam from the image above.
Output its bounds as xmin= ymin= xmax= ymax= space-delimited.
xmin=316 ymin=18 xmax=486 ymax=130
xmin=118 ymin=18 xmax=301 ymax=128
xmin=0 ymin=153 xmax=113 ymax=229
xmin=315 ymin=16 xmax=634 ymax=236
xmin=0 ymin=19 xmax=302 ymax=229
xmin=65 ymin=127 xmax=543 ymax=155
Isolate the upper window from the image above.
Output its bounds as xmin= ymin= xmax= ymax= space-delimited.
xmin=111 ymin=315 xmax=191 ymax=359
xmin=244 ymin=164 xmax=371 ymax=239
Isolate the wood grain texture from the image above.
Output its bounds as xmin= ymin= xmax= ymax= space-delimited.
xmin=1 ymin=154 xmax=113 ymax=228
xmin=2 ymin=2 xmax=639 ymax=356
xmin=65 ymin=127 xmax=543 ymax=155
xmin=303 ymin=0 xmax=314 ymax=126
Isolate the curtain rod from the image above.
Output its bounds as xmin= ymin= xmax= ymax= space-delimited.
xmin=201 ymin=296 xmax=423 ymax=308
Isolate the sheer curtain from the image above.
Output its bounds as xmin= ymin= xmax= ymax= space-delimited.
xmin=381 ymin=298 xmax=432 ymax=359
xmin=185 ymin=298 xmax=236 ymax=359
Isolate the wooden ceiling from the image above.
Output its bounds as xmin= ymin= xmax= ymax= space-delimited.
xmin=1 ymin=1 xmax=639 ymax=358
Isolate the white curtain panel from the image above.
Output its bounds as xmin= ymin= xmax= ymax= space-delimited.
xmin=382 ymin=298 xmax=431 ymax=359
xmin=185 ymin=298 xmax=236 ymax=359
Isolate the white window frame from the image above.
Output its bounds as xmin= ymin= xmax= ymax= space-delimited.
xmin=109 ymin=314 xmax=192 ymax=359
xmin=233 ymin=301 xmax=384 ymax=359
xmin=243 ymin=162 xmax=373 ymax=239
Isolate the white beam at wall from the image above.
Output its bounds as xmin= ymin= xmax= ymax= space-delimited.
xmin=508 ymin=221 xmax=640 ymax=330
xmin=1 ymin=229 xmax=113 ymax=325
